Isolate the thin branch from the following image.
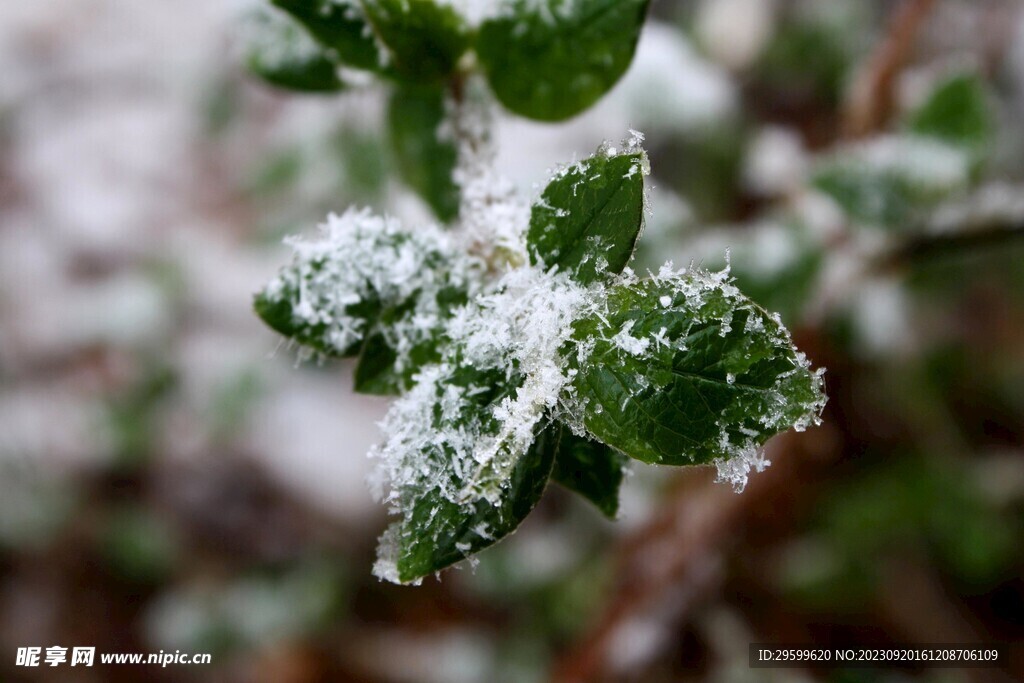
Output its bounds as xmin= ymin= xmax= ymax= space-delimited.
xmin=550 ymin=470 xmax=737 ymax=683
xmin=878 ymin=220 xmax=1024 ymax=272
xmin=842 ymin=0 xmax=938 ymax=138
xmin=549 ymin=426 xmax=836 ymax=683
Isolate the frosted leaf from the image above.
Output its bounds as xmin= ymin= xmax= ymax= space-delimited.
xmin=255 ymin=207 xmax=480 ymax=390
xmin=527 ymin=137 xmax=648 ymax=285
xmin=371 ymin=266 xmax=590 ymax=583
xmin=564 ymin=265 xmax=826 ymax=471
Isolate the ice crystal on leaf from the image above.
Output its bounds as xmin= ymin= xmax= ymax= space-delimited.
xmin=714 ymin=442 xmax=771 ymax=493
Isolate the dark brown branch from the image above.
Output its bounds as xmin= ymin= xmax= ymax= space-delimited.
xmin=878 ymin=220 xmax=1024 ymax=272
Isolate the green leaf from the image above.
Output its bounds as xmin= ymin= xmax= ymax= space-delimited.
xmin=372 ymin=353 xmax=558 ymax=584
xmin=388 ymin=86 xmax=460 ymax=222
xmin=478 ymin=0 xmax=650 ymax=121
xmin=354 ymin=332 xmax=401 ymax=394
xmin=359 ymin=0 xmax=470 ymax=82
xmin=906 ymin=72 xmax=992 ymax=150
xmin=550 ymin=425 xmax=625 ymax=518
xmin=527 ymin=150 xmax=646 ymax=284
xmin=380 ymin=419 xmax=556 ymax=584
xmin=271 ymin=0 xmax=382 ymax=71
xmin=567 ymin=270 xmax=825 ymax=468
xmin=247 ymin=10 xmax=345 ymax=93
xmin=352 ymin=299 xmax=456 ymax=395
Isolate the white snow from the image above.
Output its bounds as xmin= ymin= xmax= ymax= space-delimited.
xmin=694 ymin=0 xmax=776 ymax=70
xmin=713 ymin=442 xmax=771 ymax=493
xmin=744 ymin=126 xmax=809 ymax=196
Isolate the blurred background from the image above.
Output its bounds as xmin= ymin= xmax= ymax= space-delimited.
xmin=1 ymin=0 xmax=1023 ymax=681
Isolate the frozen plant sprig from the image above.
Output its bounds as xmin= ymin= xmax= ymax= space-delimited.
xmin=256 ymin=130 xmax=826 ymax=584
xmin=249 ymin=0 xmax=825 ymax=585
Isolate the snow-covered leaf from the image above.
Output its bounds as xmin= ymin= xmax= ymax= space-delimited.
xmin=373 ymin=267 xmax=590 ymax=584
xmin=478 ymin=0 xmax=651 ymax=121
xmin=246 ymin=10 xmax=345 ymax=93
xmin=388 ymin=86 xmax=460 ymax=222
xmin=566 ymin=268 xmax=825 ymax=487
xmin=907 ymin=72 xmax=992 ymax=151
xmin=271 ymin=0 xmax=381 ymax=71
xmin=550 ymin=425 xmax=625 ymax=518
xmin=254 ymin=209 xmax=475 ymax=391
xmin=375 ymin=380 xmax=556 ymax=583
xmin=360 ymin=0 xmax=470 ymax=82
xmin=528 ymin=146 xmax=647 ymax=284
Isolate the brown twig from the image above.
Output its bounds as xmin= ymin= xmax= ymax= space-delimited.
xmin=549 ymin=470 xmax=736 ymax=683
xmin=842 ymin=0 xmax=938 ymax=138
xmin=549 ymin=424 xmax=837 ymax=683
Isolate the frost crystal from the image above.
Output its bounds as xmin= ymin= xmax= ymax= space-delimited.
xmin=611 ymin=320 xmax=650 ymax=356
xmin=713 ymin=442 xmax=770 ymax=493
